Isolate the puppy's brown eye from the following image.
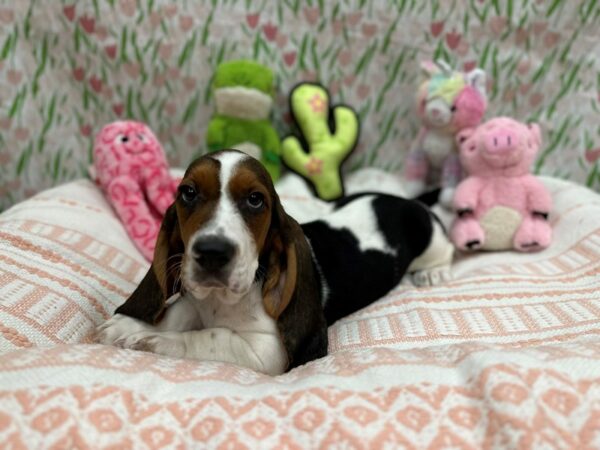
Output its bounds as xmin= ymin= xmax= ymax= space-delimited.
xmin=179 ymin=185 xmax=197 ymax=203
xmin=247 ymin=192 xmax=264 ymax=209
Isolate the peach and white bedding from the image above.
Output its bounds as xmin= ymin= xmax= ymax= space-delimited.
xmin=1 ymin=171 xmax=600 ymax=449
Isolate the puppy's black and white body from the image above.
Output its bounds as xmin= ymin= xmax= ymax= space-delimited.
xmin=303 ymin=193 xmax=451 ymax=325
xmin=97 ymin=151 xmax=452 ymax=374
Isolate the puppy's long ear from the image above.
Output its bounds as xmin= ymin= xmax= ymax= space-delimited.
xmin=115 ymin=204 xmax=184 ymax=324
xmin=262 ymin=193 xmax=328 ymax=370
xmin=262 ymin=193 xmax=300 ymax=320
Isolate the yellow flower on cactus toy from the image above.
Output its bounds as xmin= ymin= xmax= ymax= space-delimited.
xmin=308 ymin=93 xmax=327 ymax=114
xmin=305 ymin=157 xmax=324 ymax=175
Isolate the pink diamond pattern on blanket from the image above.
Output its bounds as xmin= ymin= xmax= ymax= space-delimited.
xmin=0 ymin=354 xmax=600 ymax=448
xmin=242 ymin=418 xmax=276 ymax=440
xmin=88 ymin=409 xmax=124 ymax=434
xmin=190 ymin=417 xmax=224 ymax=443
xmin=293 ymin=407 xmax=326 ymax=432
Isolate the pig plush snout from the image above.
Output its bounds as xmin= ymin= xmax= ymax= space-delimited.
xmin=484 ymin=127 xmax=519 ymax=155
xmin=458 ymin=117 xmax=542 ymax=176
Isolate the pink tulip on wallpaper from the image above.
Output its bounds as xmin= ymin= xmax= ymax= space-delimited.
xmin=104 ymin=44 xmax=117 ymax=59
xmin=79 ymin=15 xmax=95 ymax=33
xmin=246 ymin=13 xmax=259 ymax=29
xmin=63 ymin=5 xmax=75 ymax=21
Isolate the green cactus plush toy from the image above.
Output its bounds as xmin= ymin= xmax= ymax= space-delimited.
xmin=206 ymin=60 xmax=282 ymax=181
xmin=282 ymin=83 xmax=359 ymax=201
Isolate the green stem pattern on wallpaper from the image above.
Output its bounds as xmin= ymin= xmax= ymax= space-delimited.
xmin=0 ymin=0 xmax=599 ymax=210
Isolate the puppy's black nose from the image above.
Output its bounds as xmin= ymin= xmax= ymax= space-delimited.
xmin=193 ymin=237 xmax=235 ymax=272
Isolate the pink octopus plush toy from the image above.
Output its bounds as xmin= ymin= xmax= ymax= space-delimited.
xmin=450 ymin=117 xmax=552 ymax=252
xmin=93 ymin=121 xmax=178 ymax=261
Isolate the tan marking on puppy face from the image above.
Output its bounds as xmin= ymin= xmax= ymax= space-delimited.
xmin=175 ymin=157 xmax=221 ymax=245
xmin=226 ymin=158 xmax=274 ymax=255
xmin=171 ymin=150 xmax=298 ymax=309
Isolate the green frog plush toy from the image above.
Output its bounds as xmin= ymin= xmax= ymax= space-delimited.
xmin=206 ymin=60 xmax=281 ymax=181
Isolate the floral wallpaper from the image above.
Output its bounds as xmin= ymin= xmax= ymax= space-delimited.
xmin=0 ymin=0 xmax=599 ymax=210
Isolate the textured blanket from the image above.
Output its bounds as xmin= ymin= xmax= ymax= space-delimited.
xmin=1 ymin=171 xmax=600 ymax=449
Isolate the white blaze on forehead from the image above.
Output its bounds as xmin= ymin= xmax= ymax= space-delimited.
xmin=184 ymin=151 xmax=259 ymax=302
xmin=201 ymin=151 xmax=249 ymax=234
xmin=214 ymin=150 xmax=250 ymax=189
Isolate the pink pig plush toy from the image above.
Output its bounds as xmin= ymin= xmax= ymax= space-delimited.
xmin=93 ymin=121 xmax=178 ymax=261
xmin=450 ymin=117 xmax=552 ymax=252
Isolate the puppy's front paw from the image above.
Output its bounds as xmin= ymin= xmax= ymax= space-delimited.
xmin=411 ymin=266 xmax=452 ymax=287
xmin=122 ymin=332 xmax=186 ymax=358
xmin=95 ymin=314 xmax=149 ymax=346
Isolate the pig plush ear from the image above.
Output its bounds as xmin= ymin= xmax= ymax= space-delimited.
xmin=456 ymin=127 xmax=475 ymax=147
xmin=528 ymin=123 xmax=542 ymax=147
xmin=465 ymin=69 xmax=487 ymax=101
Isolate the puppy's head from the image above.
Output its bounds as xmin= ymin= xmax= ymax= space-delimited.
xmin=120 ymin=150 xmax=299 ymax=322
xmin=176 ymin=150 xmax=293 ymax=305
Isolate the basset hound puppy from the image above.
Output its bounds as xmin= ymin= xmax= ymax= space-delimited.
xmin=96 ymin=150 xmax=453 ymax=375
